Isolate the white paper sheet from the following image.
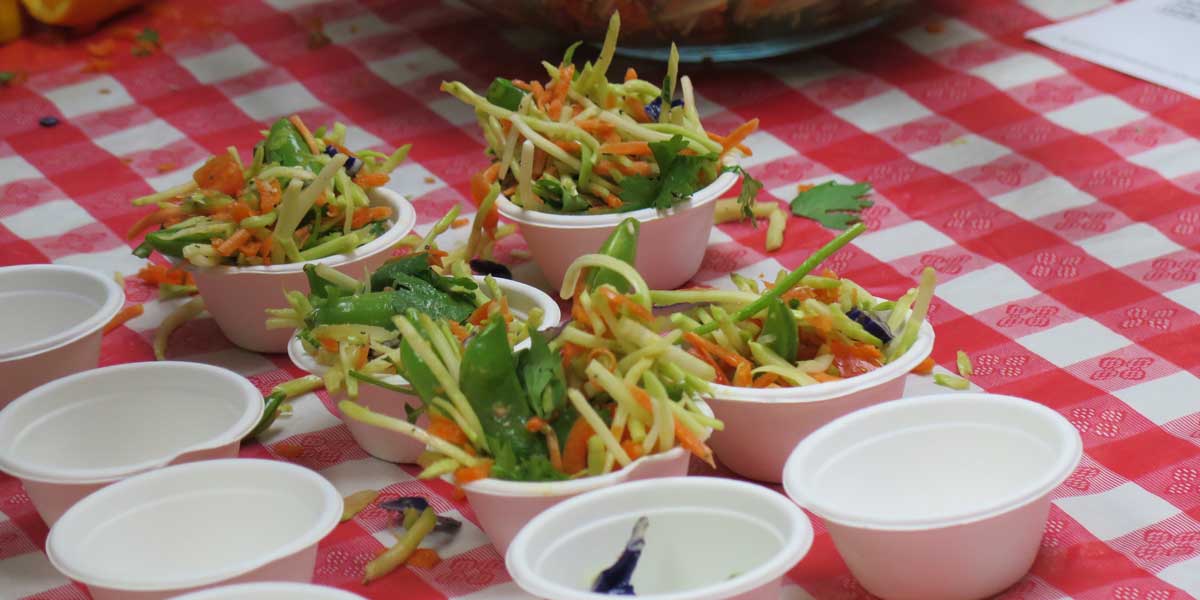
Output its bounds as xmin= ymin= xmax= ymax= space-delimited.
xmin=1027 ymin=0 xmax=1200 ymax=99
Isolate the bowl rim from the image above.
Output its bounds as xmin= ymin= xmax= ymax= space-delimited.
xmin=286 ymin=275 xmax=564 ymax=385
xmin=504 ymin=476 xmax=815 ymax=600
xmin=167 ymin=582 xmax=366 ymax=600
xmin=782 ymin=393 xmax=1083 ymax=531
xmin=495 ymin=159 xmax=739 ymax=229
xmin=171 ymin=187 xmax=416 ymax=275
xmin=46 ymin=458 xmax=342 ymax=591
xmin=455 ymin=399 xmax=713 ymax=497
xmin=0 ymin=264 xmax=125 ymax=362
xmin=0 ymin=361 xmax=264 ymax=484
xmin=704 ymin=320 xmax=935 ymax=404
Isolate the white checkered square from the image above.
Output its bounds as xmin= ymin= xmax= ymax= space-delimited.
xmin=1159 ymin=555 xmax=1200 ymax=598
xmin=324 ymin=12 xmax=398 ymax=44
xmin=387 ymin=162 xmax=446 ymax=200
xmin=909 ymin=134 xmax=1011 ymax=174
xmin=897 ymin=18 xmax=986 ymax=54
xmin=1127 ymin=138 xmax=1200 ymax=180
xmin=0 ymin=155 xmax=42 ymax=185
xmin=257 ymin=388 xmax=340 ymax=442
xmin=855 ymin=221 xmax=955 ymax=262
xmin=737 ymin=131 xmax=796 ymax=168
xmin=989 ymin=176 xmax=1094 ymax=220
xmin=1165 ymin=282 xmax=1200 ymax=313
xmin=770 ymin=55 xmax=852 ymax=90
xmin=970 ymin=52 xmax=1067 ymax=89
xmin=1076 ymin=223 xmax=1185 ymax=268
xmin=185 ymin=349 xmax=278 ymax=376
xmin=1114 ymin=372 xmax=1200 ymax=425
xmin=1 ymin=199 xmax=96 ymax=239
xmin=54 ymin=246 xmax=152 ymax=279
xmin=180 ymin=43 xmax=267 ymax=84
xmin=343 ymin=124 xmax=384 ymax=149
xmin=0 ymin=551 xmax=72 ymax=598
xmin=1044 ymin=96 xmax=1146 ymax=135
xmin=44 ymin=75 xmax=134 ymax=118
xmin=1053 ymin=482 xmax=1180 ymax=540
xmin=369 ymin=48 xmax=457 ymax=86
xmin=833 ymin=89 xmax=932 ymax=133
xmin=233 ymin=82 xmax=322 ymax=121
xmin=937 ymin=264 xmax=1041 ymax=314
xmin=146 ymin=158 xmax=207 ymax=191
xmin=320 ymin=458 xmax=413 ymax=496
xmin=1020 ymin=0 xmax=1112 ymax=20
xmin=94 ymin=119 xmax=186 ymax=156
xmin=427 ymin=96 xmax=478 ymax=126
xmin=455 ymin=582 xmax=530 ymax=599
xmin=1016 ymin=318 xmax=1129 ymax=367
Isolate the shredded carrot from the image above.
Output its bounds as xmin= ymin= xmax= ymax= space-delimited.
xmin=684 ymin=332 xmax=751 ymax=369
xmin=616 ymin=161 xmax=653 ymax=177
xmin=216 ymin=229 xmax=252 ymax=257
xmin=454 ymin=461 xmax=493 ymax=485
xmin=511 ymin=79 xmax=532 ymax=91
xmin=753 ymin=373 xmax=779 ymax=388
xmin=86 ymin=38 xmax=115 ymax=57
xmin=733 ymin=362 xmax=753 ymax=387
xmin=598 ymin=141 xmax=652 ymax=156
xmin=256 ymin=178 xmax=282 ymax=213
xmin=554 ymin=140 xmax=582 ymax=153
xmin=351 ymin=206 xmax=393 ymax=229
xmin=532 ymin=148 xmax=548 ymax=178
xmin=628 ymin=385 xmax=713 ymax=466
xmin=805 ymin=314 xmax=832 ymax=334
xmin=576 ymin=119 xmax=615 ymax=136
xmin=604 ymin=93 xmax=618 ymax=109
xmin=407 ymin=548 xmax=441 ymax=569
xmin=451 ymin=217 xmax=470 ymax=229
xmin=586 ymin=347 xmax=618 ymax=371
xmin=103 ymin=304 xmax=144 ymax=334
xmin=621 ymin=440 xmax=644 ymax=461
xmin=429 ymin=415 xmax=468 ymax=446
xmin=354 ymin=172 xmax=390 ymax=188
xmin=239 ymin=241 xmax=260 ymax=257
xmin=718 ymin=118 xmax=760 ymax=158
xmin=598 ymin=287 xmax=652 ymax=323
xmin=259 ymin=236 xmax=274 ymax=260
xmin=625 ymin=97 xmax=650 ymax=123
xmin=319 ymin=337 xmax=339 ymax=353
xmin=561 ymin=417 xmax=594 ymax=475
xmin=294 ymin=226 xmax=311 ymax=248
xmin=136 ymin=263 xmax=194 ymax=286
xmin=560 ymin=341 xmax=585 ymax=371
xmin=525 ymin=417 xmax=548 ymax=433
xmin=602 ymin=193 xmax=623 ymax=209
xmin=448 ymin=321 xmax=470 ymax=342
xmin=230 ymin=201 xmax=254 ymax=223
xmin=912 ymin=356 xmax=935 ymax=375
xmin=811 ymin=372 xmax=843 ymax=383
xmin=126 ymin=205 xmax=185 ymax=240
xmin=687 ymin=347 xmax=728 ymax=385
xmin=288 ymin=115 xmax=322 ymax=154
xmin=497 ymin=296 xmax=513 ymax=323
xmin=467 ymin=301 xmax=494 ymax=326
xmin=624 ymin=67 xmax=638 ymax=82
xmin=354 ymin=344 xmax=369 ymax=369
xmin=706 ymin=130 xmax=752 ymax=156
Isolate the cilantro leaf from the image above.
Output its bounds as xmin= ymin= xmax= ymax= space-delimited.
xmin=722 ymin=165 xmax=763 ymax=226
xmin=0 ymin=72 xmax=15 ymax=85
xmin=136 ymin=28 xmax=160 ymax=45
xmin=618 ymin=135 xmax=717 ymax=211
xmin=789 ymin=181 xmax=873 ymax=230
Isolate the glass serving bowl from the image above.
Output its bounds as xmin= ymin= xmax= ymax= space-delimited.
xmin=462 ymin=0 xmax=915 ymax=62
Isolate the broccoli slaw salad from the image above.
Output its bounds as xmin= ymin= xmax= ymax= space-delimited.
xmin=128 ymin=115 xmax=411 ymax=267
xmin=442 ymin=13 xmax=760 ymax=216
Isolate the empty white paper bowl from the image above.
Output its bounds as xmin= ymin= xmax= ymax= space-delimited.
xmin=288 ymin=275 xmax=561 ymax=463
xmin=181 ymin=187 xmax=416 ymax=354
xmin=47 ymin=459 xmax=342 ymax=600
xmin=507 ymin=476 xmax=814 ymax=600
xmin=782 ymin=393 xmax=1082 ymax=600
xmin=170 ymin=582 xmax=365 ymax=600
xmin=0 ymin=264 xmax=124 ymax=409
xmin=497 ymin=168 xmax=738 ymax=290
xmin=0 ymin=361 xmax=263 ymax=526
xmin=463 ymin=400 xmax=713 ymax=556
xmin=705 ymin=320 xmax=934 ymax=483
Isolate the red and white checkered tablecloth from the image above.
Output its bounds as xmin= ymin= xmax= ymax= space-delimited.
xmin=2 ymin=0 xmax=1200 ymax=598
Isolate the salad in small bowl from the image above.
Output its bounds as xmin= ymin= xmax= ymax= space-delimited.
xmin=278 ymin=252 xmax=561 ymax=463
xmin=442 ymin=13 xmax=759 ymax=289
xmin=650 ymin=224 xmax=937 ymax=483
xmin=127 ymin=115 xmax=416 ymax=353
xmin=339 ymin=219 xmax=722 ymax=553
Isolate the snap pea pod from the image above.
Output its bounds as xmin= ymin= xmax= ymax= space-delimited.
xmin=263 ymin=117 xmax=319 ymax=170
xmin=485 ymin=78 xmax=527 ymax=111
xmin=693 ymin=223 xmax=866 ymax=335
xmin=307 ymin=276 xmax=476 ymax=330
xmin=133 ymin=219 xmax=235 ymax=258
xmin=459 ymin=317 xmax=543 ymax=460
xmin=363 ymin=507 xmax=437 ymax=584
xmin=587 ymin=217 xmax=639 ymax=293
xmin=761 ymin=298 xmax=799 ymax=363
xmin=246 ymin=375 xmax=324 ymax=439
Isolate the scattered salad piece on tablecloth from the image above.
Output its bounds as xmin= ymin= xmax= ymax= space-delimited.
xmin=934 ymin=373 xmax=970 ymax=390
xmin=128 ymin=114 xmax=410 ymax=267
xmin=441 ymin=12 xmax=758 ymax=214
xmin=153 ymin=296 xmax=205 ymax=360
xmin=0 ymin=70 xmax=24 ymax=86
xmin=247 ymin=375 xmax=323 ymax=438
xmin=39 ymin=115 xmax=59 ymax=127
xmin=957 ymin=350 xmax=973 ymax=378
xmin=103 ymin=303 xmax=144 ymax=334
xmin=341 ymin=489 xmax=380 ymax=522
xmin=790 ymin=181 xmax=873 ymax=230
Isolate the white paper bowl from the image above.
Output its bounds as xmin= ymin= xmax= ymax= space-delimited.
xmin=47 ymin=459 xmax=342 ymax=600
xmin=782 ymin=393 xmax=1082 ymax=600
xmin=0 ymin=361 xmax=263 ymax=526
xmin=458 ymin=400 xmax=714 ymax=556
xmin=170 ymin=582 xmax=366 ymax=600
xmin=497 ymin=168 xmax=738 ymax=290
xmin=288 ymin=275 xmax=562 ymax=463
xmin=507 ymin=476 xmax=814 ymax=600
xmin=0 ymin=264 xmax=125 ymax=409
xmin=703 ymin=320 xmax=934 ymax=483
xmin=177 ymin=187 xmax=417 ymax=354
